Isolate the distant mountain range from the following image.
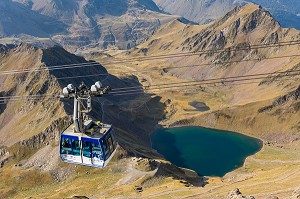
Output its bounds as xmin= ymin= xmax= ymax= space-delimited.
xmin=15 ymin=0 xmax=161 ymax=16
xmin=1 ymin=0 xmax=300 ymax=51
xmin=153 ymin=0 xmax=300 ymax=29
xmin=153 ymin=0 xmax=239 ymax=24
xmin=1 ymin=0 xmax=178 ymax=51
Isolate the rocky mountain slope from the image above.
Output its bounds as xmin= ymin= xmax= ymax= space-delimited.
xmin=134 ymin=3 xmax=300 ymax=141
xmin=246 ymin=0 xmax=300 ymax=29
xmin=153 ymin=0 xmax=300 ymax=29
xmin=0 ymin=42 xmax=163 ymax=149
xmin=3 ymin=0 xmax=178 ymax=51
xmin=0 ymin=43 xmax=64 ymax=146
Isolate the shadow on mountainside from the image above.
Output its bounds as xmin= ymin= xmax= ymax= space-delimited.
xmin=42 ymin=46 xmax=208 ymax=187
xmin=42 ymin=46 xmax=164 ymax=153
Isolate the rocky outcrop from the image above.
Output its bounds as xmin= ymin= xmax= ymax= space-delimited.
xmin=69 ymin=196 xmax=89 ymax=199
xmin=0 ymin=146 xmax=13 ymax=169
xmin=226 ymin=188 xmax=255 ymax=199
xmin=0 ymin=146 xmax=10 ymax=168
xmin=169 ymin=118 xmax=194 ymax=128
xmin=0 ymin=156 xmax=12 ymax=168
xmin=0 ymin=146 xmax=8 ymax=159
xmin=290 ymin=186 xmax=300 ymax=199
xmin=259 ymin=86 xmax=300 ymax=113
xmin=19 ymin=116 xmax=71 ymax=149
xmin=241 ymin=8 xmax=278 ymax=33
xmin=0 ymin=44 xmax=10 ymax=54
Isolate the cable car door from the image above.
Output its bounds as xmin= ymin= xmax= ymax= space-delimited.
xmin=60 ymin=135 xmax=73 ymax=162
xmin=60 ymin=135 xmax=81 ymax=164
xmin=91 ymin=141 xmax=105 ymax=168
xmin=81 ymin=138 xmax=92 ymax=165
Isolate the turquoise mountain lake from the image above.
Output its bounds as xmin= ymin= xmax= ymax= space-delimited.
xmin=151 ymin=126 xmax=263 ymax=177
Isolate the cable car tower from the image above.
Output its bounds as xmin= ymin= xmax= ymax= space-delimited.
xmin=59 ymin=82 xmax=117 ymax=168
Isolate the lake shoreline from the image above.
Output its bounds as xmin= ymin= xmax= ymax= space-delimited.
xmin=151 ymin=126 xmax=263 ymax=177
xmin=155 ymin=123 xmax=264 ymax=145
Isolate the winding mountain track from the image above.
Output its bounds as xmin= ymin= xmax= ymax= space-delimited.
xmin=90 ymin=160 xmax=160 ymax=199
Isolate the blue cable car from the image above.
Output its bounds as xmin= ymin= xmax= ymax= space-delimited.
xmin=60 ymin=122 xmax=117 ymax=168
xmin=59 ymin=82 xmax=117 ymax=168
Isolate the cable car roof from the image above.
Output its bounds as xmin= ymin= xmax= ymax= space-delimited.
xmin=62 ymin=122 xmax=112 ymax=139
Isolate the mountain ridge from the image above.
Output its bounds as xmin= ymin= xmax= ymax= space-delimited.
xmin=132 ymin=2 xmax=300 ymax=143
xmin=153 ymin=0 xmax=300 ymax=29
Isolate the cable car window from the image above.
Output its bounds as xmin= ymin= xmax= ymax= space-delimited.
xmin=101 ymin=139 xmax=111 ymax=160
xmin=61 ymin=137 xmax=72 ymax=155
xmin=82 ymin=140 xmax=91 ymax=158
xmin=112 ymin=134 xmax=117 ymax=150
xmin=103 ymin=134 xmax=114 ymax=160
xmin=106 ymin=135 xmax=114 ymax=154
xmin=91 ymin=142 xmax=103 ymax=160
xmin=72 ymin=139 xmax=80 ymax=156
